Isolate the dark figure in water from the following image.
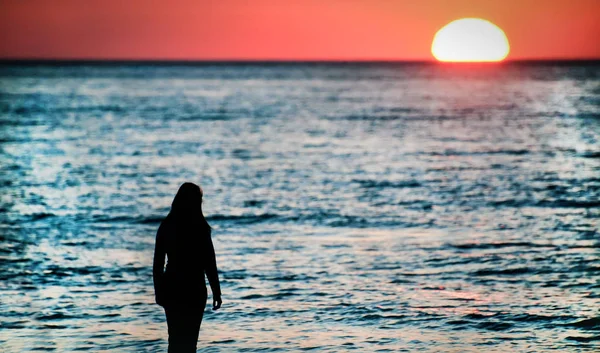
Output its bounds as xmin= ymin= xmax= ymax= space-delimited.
xmin=153 ymin=182 xmax=222 ymax=352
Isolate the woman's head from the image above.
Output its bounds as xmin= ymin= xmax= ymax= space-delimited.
xmin=169 ymin=182 xmax=211 ymax=235
xmin=171 ymin=182 xmax=203 ymax=213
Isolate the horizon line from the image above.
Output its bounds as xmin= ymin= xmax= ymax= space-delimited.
xmin=1 ymin=58 xmax=600 ymax=65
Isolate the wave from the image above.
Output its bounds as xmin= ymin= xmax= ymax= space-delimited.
xmin=207 ymin=213 xmax=280 ymax=224
xmin=354 ymin=179 xmax=421 ymax=188
xmin=29 ymin=213 xmax=56 ymax=221
xmin=178 ymin=114 xmax=235 ymax=121
xmin=490 ymin=199 xmax=600 ymax=209
xmin=330 ymin=113 xmax=500 ymax=122
xmin=536 ymin=200 xmax=600 ymax=208
xmin=1 ymin=321 xmax=27 ymax=329
xmin=36 ymin=313 xmax=74 ymax=321
xmin=475 ymin=321 xmax=513 ymax=331
xmin=448 ymin=312 xmax=581 ymax=330
xmin=3 ymin=210 xmax=431 ymax=229
xmin=473 ymin=267 xmax=531 ymax=276
xmin=264 ymin=274 xmax=318 ymax=282
xmin=423 ymin=149 xmax=530 ymax=156
xmin=579 ymin=151 xmax=600 ymax=159
xmin=12 ymin=104 xmax=125 ymax=115
xmin=565 ymin=335 xmax=600 ymax=342
xmin=43 ymin=265 xmax=104 ymax=277
xmin=29 ymin=213 xmax=282 ymax=226
xmin=89 ymin=214 xmax=165 ymax=225
xmin=450 ymin=242 xmax=555 ymax=250
xmin=563 ymin=317 xmax=600 ymax=330
xmin=359 ymin=314 xmax=407 ymax=321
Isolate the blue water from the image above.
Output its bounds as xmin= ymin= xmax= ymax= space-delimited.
xmin=0 ymin=63 xmax=599 ymax=352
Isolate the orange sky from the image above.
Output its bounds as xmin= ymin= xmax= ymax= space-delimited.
xmin=1 ymin=0 xmax=599 ymax=61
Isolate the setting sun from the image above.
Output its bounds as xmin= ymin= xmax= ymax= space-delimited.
xmin=432 ymin=18 xmax=510 ymax=62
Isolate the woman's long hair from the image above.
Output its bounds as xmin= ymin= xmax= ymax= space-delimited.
xmin=167 ymin=182 xmax=211 ymax=251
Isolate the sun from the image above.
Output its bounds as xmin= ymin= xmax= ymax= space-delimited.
xmin=431 ymin=18 xmax=510 ymax=62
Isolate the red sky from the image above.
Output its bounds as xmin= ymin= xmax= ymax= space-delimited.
xmin=1 ymin=0 xmax=599 ymax=61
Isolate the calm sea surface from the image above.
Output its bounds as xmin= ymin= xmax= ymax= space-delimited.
xmin=0 ymin=63 xmax=599 ymax=352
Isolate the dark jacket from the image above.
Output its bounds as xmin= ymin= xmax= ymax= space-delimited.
xmin=153 ymin=215 xmax=221 ymax=308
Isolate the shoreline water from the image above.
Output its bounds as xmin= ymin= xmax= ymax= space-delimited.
xmin=1 ymin=63 xmax=598 ymax=352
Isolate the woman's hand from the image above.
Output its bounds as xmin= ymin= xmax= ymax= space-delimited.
xmin=213 ymin=295 xmax=222 ymax=310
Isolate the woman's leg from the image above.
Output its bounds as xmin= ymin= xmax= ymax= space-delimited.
xmin=189 ymin=294 xmax=208 ymax=349
xmin=165 ymin=307 xmax=190 ymax=353
xmin=164 ymin=298 xmax=207 ymax=352
xmin=188 ymin=305 xmax=205 ymax=349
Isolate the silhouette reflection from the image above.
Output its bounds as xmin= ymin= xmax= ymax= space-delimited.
xmin=153 ymin=182 xmax=222 ymax=352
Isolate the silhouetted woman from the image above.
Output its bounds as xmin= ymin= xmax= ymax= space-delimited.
xmin=153 ymin=182 xmax=222 ymax=353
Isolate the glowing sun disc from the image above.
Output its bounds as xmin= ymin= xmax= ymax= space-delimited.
xmin=432 ymin=18 xmax=510 ymax=62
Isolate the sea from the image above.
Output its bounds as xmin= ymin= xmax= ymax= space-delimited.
xmin=0 ymin=62 xmax=598 ymax=352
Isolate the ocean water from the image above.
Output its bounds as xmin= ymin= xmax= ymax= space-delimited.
xmin=0 ymin=62 xmax=598 ymax=352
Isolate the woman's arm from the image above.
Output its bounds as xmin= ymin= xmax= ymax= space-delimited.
xmin=152 ymin=224 xmax=166 ymax=306
xmin=205 ymin=234 xmax=222 ymax=309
